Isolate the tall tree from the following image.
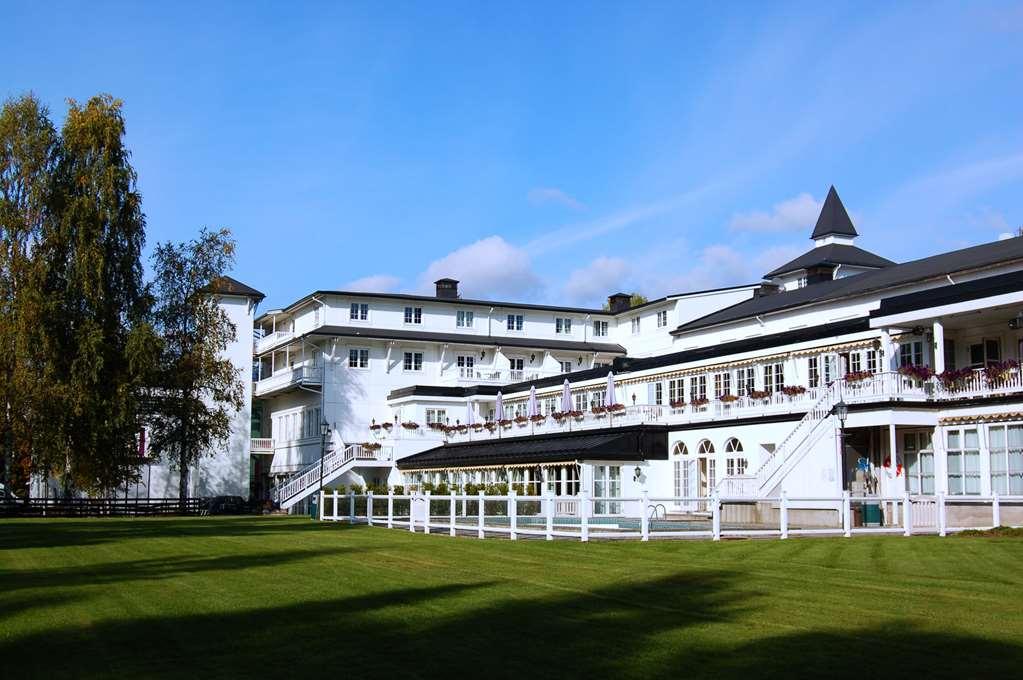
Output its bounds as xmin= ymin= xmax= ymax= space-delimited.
xmin=36 ymin=94 xmax=156 ymax=494
xmin=147 ymin=228 xmax=243 ymax=507
xmin=0 ymin=94 xmax=60 ymax=497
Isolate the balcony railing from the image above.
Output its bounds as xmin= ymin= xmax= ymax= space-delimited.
xmin=442 ymin=367 xmax=565 ymax=387
xmin=254 ymin=364 xmax=322 ymax=396
xmin=255 ymin=330 xmax=293 ymax=353
xmin=251 ymin=438 xmax=274 ymax=453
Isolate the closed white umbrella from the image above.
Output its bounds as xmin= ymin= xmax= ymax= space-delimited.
xmin=561 ymin=379 xmax=573 ymax=412
xmin=466 ymin=401 xmax=475 ymax=426
xmin=495 ymin=391 xmax=505 ymax=421
xmin=527 ymin=385 xmax=539 ymax=417
xmin=605 ymin=371 xmax=617 ymax=406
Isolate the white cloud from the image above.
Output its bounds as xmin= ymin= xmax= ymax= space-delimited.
xmin=562 ymin=257 xmax=630 ymax=305
xmin=636 ymin=242 xmax=806 ymax=295
xmin=728 ymin=193 xmax=822 ymax=233
xmin=527 ymin=187 xmax=585 ymax=210
xmin=344 ymin=274 xmax=401 ymax=292
xmin=418 ymin=236 xmax=543 ymax=299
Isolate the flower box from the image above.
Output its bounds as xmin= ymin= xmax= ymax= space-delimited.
xmin=361 ymin=442 xmax=382 ymax=451
xmin=898 ymin=364 xmax=934 ymax=381
xmin=690 ymin=397 xmax=709 ymax=408
xmin=498 ymin=419 xmax=513 ymax=428
xmin=369 ymin=424 xmax=382 ymax=431
xmin=669 ymin=400 xmax=685 ymax=410
xmin=985 ymin=360 xmax=1020 ymax=385
xmin=591 ymin=405 xmax=607 ymax=415
xmin=529 ymin=414 xmax=546 ymax=423
xmin=781 ymin=385 xmax=807 ymax=397
xmin=382 ymin=422 xmax=393 ymax=430
xmin=937 ymin=367 xmax=973 ymax=390
xmin=718 ymin=394 xmax=739 ymax=403
xmin=748 ymin=390 xmax=771 ymax=400
xmin=401 ymin=421 xmax=419 ymax=430
xmin=843 ymin=371 xmax=873 ymax=384
xmin=608 ymin=403 xmax=626 ymax=413
xmin=514 ymin=415 xmax=528 ymax=425
xmin=472 ymin=424 xmax=484 ymax=432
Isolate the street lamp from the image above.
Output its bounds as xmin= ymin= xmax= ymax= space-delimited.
xmin=318 ymin=418 xmax=331 ymax=493
xmin=832 ymin=400 xmax=849 ymax=492
xmin=832 ymin=400 xmax=848 ymax=428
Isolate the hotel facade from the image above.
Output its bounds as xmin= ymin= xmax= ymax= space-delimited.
xmin=170 ymin=188 xmax=1023 ymax=529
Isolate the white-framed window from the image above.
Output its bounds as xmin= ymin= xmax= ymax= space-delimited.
xmin=866 ymin=349 xmax=878 ymax=373
xmin=574 ymin=393 xmax=587 ymax=411
xmin=348 ymin=348 xmax=369 ymax=369
xmin=988 ymin=424 xmax=1023 ymax=495
xmin=653 ymin=382 xmax=664 ymax=405
xmin=403 ymin=351 xmax=423 ymax=372
xmin=560 ymin=360 xmax=573 ymax=374
xmin=508 ymin=358 xmax=524 ymax=374
xmin=899 ymin=340 xmax=924 ymax=367
xmin=946 ymin=427 xmax=981 ymax=495
xmin=456 ymin=310 xmax=474 ymax=328
xmin=349 ymin=303 xmax=368 ymax=321
xmin=689 ymin=375 xmax=707 ymax=401
xmin=903 ymin=431 xmax=934 ymax=495
xmin=736 ymin=367 xmax=756 ymax=396
xmin=555 ymin=317 xmax=572 ymax=334
xmin=713 ymin=372 xmax=731 ymax=398
xmin=456 ymin=355 xmax=475 ymax=378
xmin=673 ymin=442 xmax=691 ymax=499
xmin=593 ymin=320 xmax=608 ymax=337
xmin=668 ymin=378 xmax=684 ymax=404
xmin=724 ymin=438 xmax=747 ymax=475
xmin=631 ymin=317 xmax=641 ymax=334
xmin=542 ymin=397 xmax=558 ymax=415
xmin=656 ymin=310 xmax=668 ymax=328
xmin=507 ymin=314 xmax=523 ymax=331
xmin=426 ymin=408 xmax=447 ymax=426
xmin=763 ymin=362 xmax=784 ymax=393
xmin=593 ymin=465 xmax=622 ymax=515
xmin=849 ymin=352 xmax=862 ymax=373
xmin=404 ymin=306 xmax=422 ymax=324
xmin=969 ymin=339 xmax=1001 ymax=369
xmin=589 ymin=390 xmax=607 ymax=410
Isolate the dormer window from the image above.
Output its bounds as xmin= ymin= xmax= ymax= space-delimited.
xmin=349 ymin=303 xmax=368 ymax=321
xmin=656 ymin=310 xmax=668 ymax=328
xmin=555 ymin=317 xmax=572 ymax=334
xmin=404 ymin=306 xmax=422 ymax=324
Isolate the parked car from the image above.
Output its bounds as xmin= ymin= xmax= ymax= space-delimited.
xmin=204 ymin=495 xmax=247 ymax=515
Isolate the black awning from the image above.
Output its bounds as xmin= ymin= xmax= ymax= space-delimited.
xmin=395 ymin=425 xmax=669 ymax=470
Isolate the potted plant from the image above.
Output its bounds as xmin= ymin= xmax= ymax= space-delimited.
xmin=382 ymin=422 xmax=393 ymax=430
xmin=843 ymin=371 xmax=872 ymax=384
xmin=937 ymin=367 xmax=973 ymax=390
xmin=529 ymin=414 xmax=546 ymax=423
xmin=591 ymin=405 xmax=607 ymax=415
xmin=690 ymin=397 xmax=709 ymax=408
xmin=485 ymin=422 xmax=498 ymax=433
xmin=514 ymin=415 xmax=528 ymax=425
xmin=898 ymin=364 xmax=934 ymax=381
xmin=781 ymin=385 xmax=807 ymax=397
xmin=669 ymin=400 xmax=685 ymax=410
xmin=498 ymin=418 xmax=513 ymax=428
xmin=401 ymin=421 xmax=420 ymax=431
xmin=985 ymin=359 xmax=1020 ymax=386
xmin=719 ymin=394 xmax=739 ymax=404
xmin=608 ymin=403 xmax=626 ymax=413
xmin=748 ymin=389 xmax=771 ymax=400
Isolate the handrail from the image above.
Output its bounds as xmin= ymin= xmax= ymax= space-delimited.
xmin=754 ymin=381 xmax=840 ymax=493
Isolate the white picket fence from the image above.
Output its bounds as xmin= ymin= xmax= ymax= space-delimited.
xmin=316 ymin=489 xmax=1023 ymax=542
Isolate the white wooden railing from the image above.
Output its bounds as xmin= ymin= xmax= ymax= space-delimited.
xmin=255 ymin=330 xmax=293 ymax=353
xmin=254 ymin=364 xmax=322 ymax=396
xmin=251 ymin=438 xmax=274 ymax=453
xmin=272 ymin=443 xmax=393 ymax=508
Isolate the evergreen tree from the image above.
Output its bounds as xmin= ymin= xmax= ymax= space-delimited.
xmin=36 ymin=95 xmax=156 ymax=494
xmin=147 ymin=228 xmax=243 ymax=507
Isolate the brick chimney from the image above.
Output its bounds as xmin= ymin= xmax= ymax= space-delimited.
xmin=607 ymin=292 xmax=632 ymax=314
xmin=435 ymin=278 xmax=459 ymax=299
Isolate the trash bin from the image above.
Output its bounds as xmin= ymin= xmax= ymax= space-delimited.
xmin=309 ymin=496 xmax=318 ymax=520
xmin=863 ymin=502 xmax=882 ymax=526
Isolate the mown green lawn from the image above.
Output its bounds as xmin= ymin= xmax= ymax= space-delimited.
xmin=2 ymin=517 xmax=1022 ymax=679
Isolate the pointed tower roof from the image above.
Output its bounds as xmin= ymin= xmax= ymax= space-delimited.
xmin=810 ymin=186 xmax=858 ymax=240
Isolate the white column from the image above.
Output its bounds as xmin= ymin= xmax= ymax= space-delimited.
xmin=477 ymin=490 xmax=485 ymax=539
xmin=842 ymin=490 xmax=851 ymax=538
xmin=780 ymin=491 xmax=789 ymax=539
xmin=367 ymin=492 xmax=374 ymax=526
xmin=545 ymin=489 xmax=554 ymax=540
xmin=711 ymin=491 xmax=721 ymax=541
xmin=423 ymin=490 xmax=431 ymax=534
xmin=387 ymin=490 xmax=394 ymax=529
xmin=580 ymin=489 xmax=590 ymax=542
xmin=932 ymin=320 xmax=945 ymax=374
xmin=318 ymin=490 xmax=325 ymax=521
xmin=880 ymin=328 xmax=897 ymax=372
xmin=993 ymin=491 xmax=1001 ymax=529
xmin=888 ymin=422 xmax=899 ymax=500
xmin=449 ymin=492 xmax=456 ymax=537
xmin=509 ymin=489 xmax=518 ymax=541
xmin=640 ymin=490 xmax=650 ymax=541
xmin=903 ymin=492 xmax=912 ymax=537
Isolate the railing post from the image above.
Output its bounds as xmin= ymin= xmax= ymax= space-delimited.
xmin=423 ymin=490 xmax=431 ymax=534
xmin=387 ymin=489 xmax=393 ymax=529
xmin=545 ymin=490 xmax=554 ymax=541
xmin=711 ymin=491 xmax=721 ymax=541
xmin=332 ymin=489 xmax=339 ymax=521
xmin=477 ymin=490 xmax=485 ymax=539
xmin=580 ymin=490 xmax=590 ymax=543
xmin=903 ymin=492 xmax=912 ymax=537
xmin=993 ymin=491 xmax=1001 ymax=528
xmin=319 ymin=490 xmax=325 ymax=521
xmin=409 ymin=492 xmax=416 ymax=532
xmin=509 ymin=489 xmax=518 ymax=540
xmin=780 ymin=491 xmax=789 ymax=539
xmin=367 ymin=491 xmax=374 ymax=526
xmin=349 ymin=491 xmax=355 ymax=523
xmin=842 ymin=491 xmax=851 ymax=538
xmin=937 ymin=492 xmax=947 ymax=537
xmin=449 ymin=492 xmax=457 ymax=537
xmin=640 ymin=491 xmax=650 ymax=541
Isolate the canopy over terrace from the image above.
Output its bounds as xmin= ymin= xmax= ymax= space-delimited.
xmin=396 ymin=424 xmax=670 ymax=494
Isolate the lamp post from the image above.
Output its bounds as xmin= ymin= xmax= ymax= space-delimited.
xmin=319 ymin=419 xmax=331 ymax=492
xmin=832 ymin=400 xmax=848 ymax=491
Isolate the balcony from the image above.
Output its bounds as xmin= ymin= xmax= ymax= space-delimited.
xmin=254 ymin=330 xmax=293 ymax=354
xmin=251 ymin=437 xmax=274 ymax=453
xmin=440 ymin=367 xmax=565 ymax=387
xmin=254 ymin=365 xmax=322 ymax=397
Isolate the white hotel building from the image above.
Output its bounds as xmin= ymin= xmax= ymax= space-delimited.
xmin=227 ymin=187 xmax=1023 ymax=528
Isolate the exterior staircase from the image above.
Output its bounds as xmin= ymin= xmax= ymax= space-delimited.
xmin=272 ymin=443 xmax=388 ymax=510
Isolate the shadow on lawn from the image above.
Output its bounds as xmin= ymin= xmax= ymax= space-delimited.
xmin=0 ymin=516 xmax=328 ymax=551
xmin=4 ymin=564 xmax=1019 ymax=679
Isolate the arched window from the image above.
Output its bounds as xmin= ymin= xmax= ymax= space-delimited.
xmin=672 ymin=442 xmax=689 ymax=498
xmin=724 ymin=438 xmax=748 ymax=475
xmin=724 ymin=438 xmax=743 ymax=453
xmin=697 ymin=439 xmax=715 ymax=455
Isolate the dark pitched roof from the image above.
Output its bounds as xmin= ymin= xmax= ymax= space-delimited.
xmin=811 ymin=186 xmax=858 ymax=239
xmin=673 ymin=236 xmax=1023 ymax=335
xmin=764 ymin=244 xmax=895 ymax=278
xmin=395 ymin=425 xmax=669 ymax=470
xmin=301 ymin=325 xmax=626 ymax=355
xmin=207 ymin=276 xmax=265 ymax=301
xmin=871 ymin=269 xmax=1023 ymax=319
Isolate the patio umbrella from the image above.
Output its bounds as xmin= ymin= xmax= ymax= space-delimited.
xmin=495 ymin=391 xmax=504 ymax=421
xmin=527 ymin=385 xmax=539 ymax=417
xmin=605 ymin=371 xmax=617 ymax=406
xmin=561 ymin=379 xmax=573 ymax=412
xmin=466 ymin=401 xmax=475 ymax=426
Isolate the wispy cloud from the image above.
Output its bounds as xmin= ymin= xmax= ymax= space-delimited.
xmin=729 ymin=193 xmax=821 ymax=233
xmin=418 ymin=235 xmax=543 ymax=299
xmin=562 ymin=256 xmax=630 ymax=305
xmin=344 ymin=274 xmax=401 ymax=292
xmin=527 ymin=187 xmax=585 ymax=210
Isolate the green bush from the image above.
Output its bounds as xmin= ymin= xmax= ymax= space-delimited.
xmin=435 ymin=482 xmax=450 ymax=495
xmin=349 ymin=484 xmax=365 ymax=495
xmin=391 ymin=484 xmax=405 ymax=495
xmin=421 ymin=481 xmax=435 ymax=494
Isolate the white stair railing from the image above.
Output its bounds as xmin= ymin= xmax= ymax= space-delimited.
xmin=272 ymin=444 xmax=364 ymax=506
xmin=755 ymin=380 xmax=841 ymax=494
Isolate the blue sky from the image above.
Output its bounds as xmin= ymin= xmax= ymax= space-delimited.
xmin=4 ymin=1 xmax=1022 ymax=309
